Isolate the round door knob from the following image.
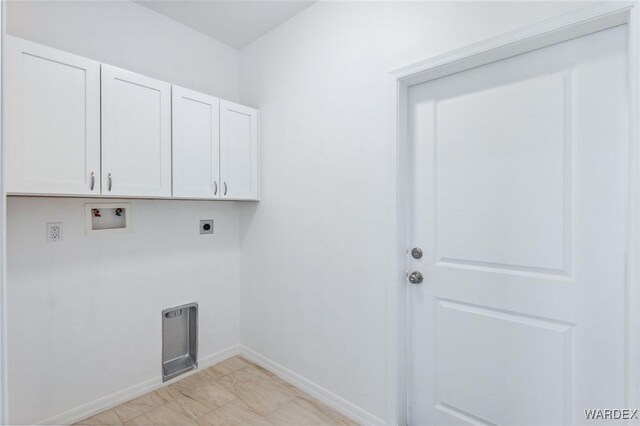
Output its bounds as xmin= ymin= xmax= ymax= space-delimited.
xmin=408 ymin=271 xmax=423 ymax=284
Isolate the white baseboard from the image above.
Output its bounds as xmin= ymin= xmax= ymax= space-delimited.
xmin=238 ymin=345 xmax=385 ymax=425
xmin=37 ymin=345 xmax=384 ymax=425
xmin=38 ymin=345 xmax=239 ymax=426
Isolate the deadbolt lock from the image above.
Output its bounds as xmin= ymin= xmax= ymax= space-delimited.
xmin=408 ymin=271 xmax=424 ymax=284
xmin=411 ymin=247 xmax=423 ymax=259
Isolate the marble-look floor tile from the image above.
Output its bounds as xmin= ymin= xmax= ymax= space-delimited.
xmin=170 ymin=393 xmax=216 ymax=419
xmin=196 ymin=399 xmax=272 ymax=426
xmin=219 ymin=356 xmax=249 ymax=371
xmin=200 ymin=365 xmax=230 ymax=381
xmin=216 ymin=370 xmax=250 ymax=394
xmin=170 ymin=381 xmax=236 ymax=410
xmin=75 ymin=357 xmax=358 ymax=426
xmin=266 ymin=398 xmax=335 ymax=425
xmin=199 ymin=356 xmax=247 ymax=381
xmin=73 ymin=408 xmax=123 ymax=425
xmin=124 ymin=401 xmax=197 ymax=426
xmin=294 ymin=396 xmax=359 ymax=426
xmin=225 ymin=377 xmax=296 ymax=416
xmin=233 ymin=364 xmax=276 ymax=383
xmin=170 ymin=371 xmax=216 ymax=390
xmin=113 ymin=389 xmax=173 ymax=422
xmin=219 ymin=367 xmax=296 ymax=396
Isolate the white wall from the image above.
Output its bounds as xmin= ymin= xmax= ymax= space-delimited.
xmin=237 ymin=1 xmax=593 ymax=422
xmin=5 ymin=0 xmax=239 ymax=101
xmin=7 ymin=198 xmax=240 ymax=424
xmin=3 ymin=1 xmax=600 ymax=424
xmin=4 ymin=2 xmax=242 ymax=424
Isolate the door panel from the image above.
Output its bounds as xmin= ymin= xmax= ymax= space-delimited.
xmin=408 ymin=26 xmax=628 ymax=425
xmin=220 ymin=100 xmax=259 ymax=200
xmin=435 ymin=300 xmax=570 ymax=425
xmin=172 ymin=86 xmax=220 ymax=199
xmin=437 ymin=73 xmax=567 ymax=273
xmin=101 ymin=65 xmax=171 ymax=197
xmin=5 ymin=36 xmax=100 ymax=195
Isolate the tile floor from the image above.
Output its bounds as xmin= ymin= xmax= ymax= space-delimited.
xmin=75 ymin=356 xmax=358 ymax=426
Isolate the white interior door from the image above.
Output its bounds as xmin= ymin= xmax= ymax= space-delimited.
xmin=101 ymin=65 xmax=171 ymax=197
xmin=220 ymin=100 xmax=259 ymax=200
xmin=5 ymin=36 xmax=100 ymax=195
xmin=407 ymin=25 xmax=629 ymax=425
xmin=172 ymin=86 xmax=220 ymax=199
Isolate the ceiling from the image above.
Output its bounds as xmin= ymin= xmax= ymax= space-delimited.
xmin=135 ymin=0 xmax=315 ymax=49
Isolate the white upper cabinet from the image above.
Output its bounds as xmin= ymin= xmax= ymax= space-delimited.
xmin=172 ymin=86 xmax=220 ymax=199
xmin=5 ymin=38 xmax=259 ymax=201
xmin=5 ymin=36 xmax=101 ymax=195
xmin=220 ymin=100 xmax=259 ymax=200
xmin=101 ymin=65 xmax=172 ymax=197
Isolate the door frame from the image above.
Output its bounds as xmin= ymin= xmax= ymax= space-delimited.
xmin=389 ymin=3 xmax=640 ymax=425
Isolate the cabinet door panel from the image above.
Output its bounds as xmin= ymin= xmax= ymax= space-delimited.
xmin=5 ymin=36 xmax=100 ymax=195
xmin=172 ymin=87 xmax=220 ymax=199
xmin=220 ymin=100 xmax=259 ymax=200
xmin=101 ymin=65 xmax=171 ymax=197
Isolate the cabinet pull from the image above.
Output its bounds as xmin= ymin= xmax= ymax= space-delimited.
xmin=214 ymin=181 xmax=218 ymax=195
xmin=224 ymin=182 xmax=228 ymax=196
xmin=108 ymin=173 xmax=112 ymax=191
xmin=90 ymin=172 xmax=95 ymax=191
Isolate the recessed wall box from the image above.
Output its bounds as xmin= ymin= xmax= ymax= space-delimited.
xmin=85 ymin=203 xmax=131 ymax=235
xmin=162 ymin=303 xmax=198 ymax=381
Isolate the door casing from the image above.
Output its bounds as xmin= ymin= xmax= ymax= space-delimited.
xmin=389 ymin=3 xmax=640 ymax=425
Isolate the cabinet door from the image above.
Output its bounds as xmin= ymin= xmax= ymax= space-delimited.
xmin=172 ymin=86 xmax=220 ymax=199
xmin=5 ymin=36 xmax=101 ymax=195
xmin=220 ymin=100 xmax=259 ymax=200
xmin=101 ymin=65 xmax=171 ymax=197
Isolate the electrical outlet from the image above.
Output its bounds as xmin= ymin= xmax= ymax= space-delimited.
xmin=200 ymin=220 xmax=213 ymax=235
xmin=47 ymin=222 xmax=63 ymax=242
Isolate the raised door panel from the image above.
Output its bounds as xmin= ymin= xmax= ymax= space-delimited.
xmin=436 ymin=74 xmax=567 ymax=274
xmin=5 ymin=36 xmax=100 ymax=195
xmin=172 ymin=86 xmax=220 ymax=199
xmin=101 ymin=65 xmax=171 ymax=197
xmin=220 ymin=100 xmax=259 ymax=200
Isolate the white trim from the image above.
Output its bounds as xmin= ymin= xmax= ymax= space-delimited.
xmin=38 ymin=344 xmax=384 ymax=426
xmin=390 ymin=2 xmax=640 ymax=425
xmin=625 ymin=1 xmax=640 ymax=412
xmin=239 ymin=345 xmax=385 ymax=426
xmin=392 ymin=2 xmax=633 ymax=85
xmin=37 ymin=345 xmax=239 ymax=426
xmin=1 ymin=1 xmax=6 ymax=423
xmin=389 ymin=72 xmax=409 ymax=426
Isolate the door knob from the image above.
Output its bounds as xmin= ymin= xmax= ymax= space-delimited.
xmin=408 ymin=271 xmax=423 ymax=284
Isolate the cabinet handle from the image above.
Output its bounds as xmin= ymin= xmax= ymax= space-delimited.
xmin=224 ymin=182 xmax=228 ymax=196
xmin=90 ymin=172 xmax=95 ymax=191
xmin=214 ymin=181 xmax=218 ymax=195
xmin=108 ymin=173 xmax=112 ymax=191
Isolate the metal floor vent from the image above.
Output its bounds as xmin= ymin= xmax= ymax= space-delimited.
xmin=162 ymin=302 xmax=198 ymax=381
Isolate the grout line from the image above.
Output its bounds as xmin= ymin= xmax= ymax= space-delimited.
xmin=113 ymin=406 xmax=126 ymax=425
